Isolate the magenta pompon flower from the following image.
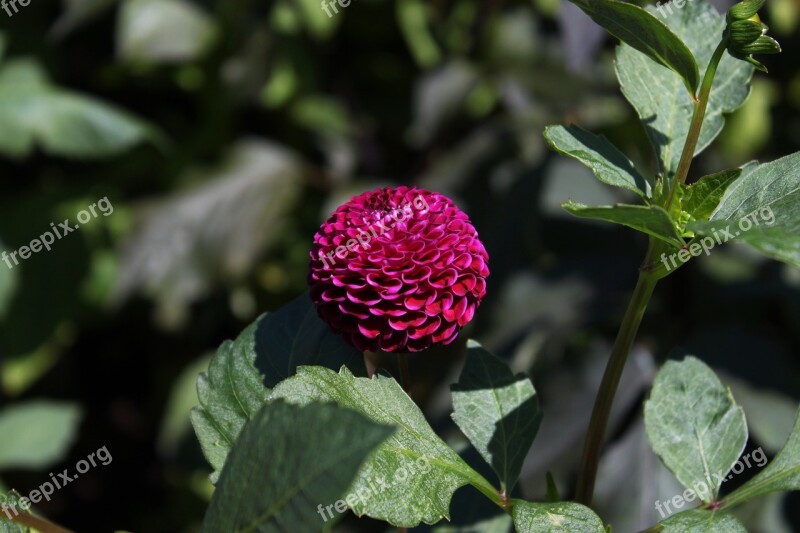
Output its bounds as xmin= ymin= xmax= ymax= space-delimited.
xmin=308 ymin=186 xmax=489 ymax=353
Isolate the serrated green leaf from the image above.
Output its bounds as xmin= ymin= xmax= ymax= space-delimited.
xmin=451 ymin=341 xmax=541 ymax=494
xmin=191 ymin=322 xmax=269 ymax=484
xmin=656 ymin=509 xmax=747 ymax=532
xmin=616 ymin=0 xmax=753 ymax=177
xmin=544 ymin=124 xmax=651 ymax=198
xmin=0 ymin=401 xmax=82 ymax=471
xmin=192 ymin=292 xmax=365 ymax=482
xmin=688 ymin=151 xmax=800 ymax=268
xmin=562 ymin=201 xmax=684 ymax=247
xmin=568 ymin=0 xmax=699 ymax=94
xmin=682 ymin=169 xmax=742 ymax=221
xmin=271 ymin=366 xmax=498 ymax=527
xmin=251 ymin=292 xmax=365 ymax=388
xmin=0 ymin=59 xmax=158 ymax=160
xmin=511 ymin=500 xmax=605 ymax=533
xmin=201 ymin=401 xmax=393 ymax=533
xmin=645 ymin=357 xmax=747 ymax=501
xmin=722 ymin=406 xmax=800 ymax=509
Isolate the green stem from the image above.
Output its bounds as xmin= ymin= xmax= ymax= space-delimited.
xmin=665 ymin=38 xmax=729 ymax=208
xmin=398 ymin=353 xmax=410 ymax=392
xmin=575 ymin=37 xmax=731 ymax=508
xmin=3 ymin=512 xmax=75 ymax=533
xmin=575 ymin=241 xmax=660 ymax=506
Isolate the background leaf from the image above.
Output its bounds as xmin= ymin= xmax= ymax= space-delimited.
xmin=0 ymin=60 xmax=155 ymax=159
xmin=645 ymin=356 xmax=747 ymax=501
xmin=272 ymin=366 xmax=498 ymax=527
xmin=615 ymin=0 xmax=753 ymax=177
xmin=451 ymin=341 xmax=542 ymax=493
xmin=202 ymin=401 xmax=393 ymax=533
xmin=0 ymin=401 xmax=82 ymax=470
xmin=117 ymin=0 xmax=217 ymax=64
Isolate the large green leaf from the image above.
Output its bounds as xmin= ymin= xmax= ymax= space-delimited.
xmin=251 ymin=292 xmax=365 ymax=388
xmin=569 ymin=0 xmax=699 ymax=94
xmin=656 ymin=509 xmax=747 ymax=532
xmin=511 ymin=501 xmax=605 ymax=533
xmin=202 ymin=401 xmax=393 ymax=533
xmin=644 ymin=357 xmax=747 ymax=501
xmin=562 ymin=201 xmax=684 ymax=247
xmin=690 ymin=151 xmax=800 ymax=269
xmin=722 ymin=407 xmax=800 ymax=509
xmin=451 ymin=341 xmax=541 ymax=493
xmin=544 ymin=124 xmax=651 ymax=198
xmin=615 ymin=0 xmax=753 ymax=177
xmin=190 ymin=320 xmax=269 ymax=484
xmin=271 ymin=366 xmax=498 ymax=527
xmin=0 ymin=401 xmax=82 ymax=470
xmin=0 ymin=59 xmax=157 ymax=159
xmin=191 ymin=292 xmax=365 ymax=482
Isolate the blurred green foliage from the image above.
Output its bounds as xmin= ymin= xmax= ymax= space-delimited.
xmin=0 ymin=0 xmax=798 ymax=531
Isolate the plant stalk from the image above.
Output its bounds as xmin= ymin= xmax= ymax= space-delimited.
xmin=665 ymin=38 xmax=729 ymax=208
xmin=576 ymin=37 xmax=732 ymax=507
xmin=398 ymin=353 xmax=410 ymax=392
xmin=575 ymin=242 xmax=660 ymax=506
xmin=4 ymin=512 xmax=75 ymax=533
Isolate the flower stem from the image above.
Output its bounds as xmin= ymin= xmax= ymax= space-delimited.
xmin=576 ymin=37 xmax=731 ymax=507
xmin=575 ymin=242 xmax=660 ymax=506
xmin=665 ymin=38 xmax=729 ymax=208
xmin=4 ymin=512 xmax=75 ymax=533
xmin=398 ymin=353 xmax=410 ymax=392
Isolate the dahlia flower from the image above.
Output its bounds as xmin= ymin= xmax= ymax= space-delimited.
xmin=308 ymin=186 xmax=489 ymax=352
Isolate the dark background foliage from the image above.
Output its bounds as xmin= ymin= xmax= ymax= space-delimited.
xmin=0 ymin=0 xmax=798 ymax=531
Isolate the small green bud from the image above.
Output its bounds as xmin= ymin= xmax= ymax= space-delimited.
xmin=725 ymin=0 xmax=780 ymax=72
xmin=727 ymin=0 xmax=766 ymax=21
xmin=729 ymin=19 xmax=765 ymax=46
xmin=738 ymin=34 xmax=782 ymax=55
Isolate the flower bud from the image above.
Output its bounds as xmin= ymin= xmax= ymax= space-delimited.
xmin=738 ymin=34 xmax=782 ymax=55
xmin=728 ymin=19 xmax=765 ymax=46
xmin=725 ymin=1 xmax=780 ymax=73
xmin=727 ymin=0 xmax=766 ymax=21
